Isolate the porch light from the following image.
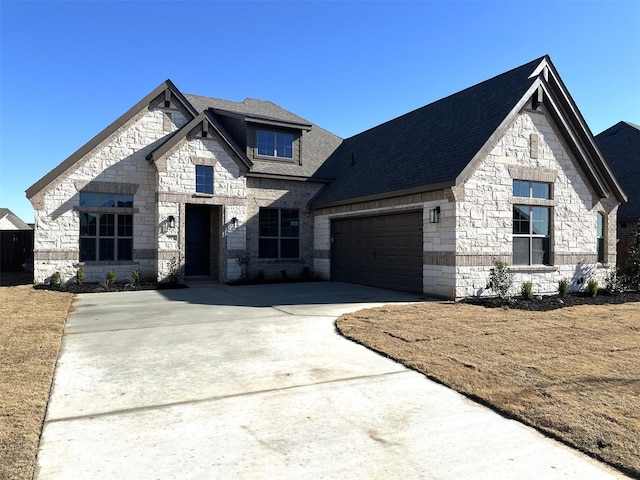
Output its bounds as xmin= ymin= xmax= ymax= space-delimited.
xmin=231 ymin=217 xmax=238 ymax=227
xmin=430 ymin=207 xmax=441 ymax=223
xmin=168 ymin=215 xmax=176 ymax=229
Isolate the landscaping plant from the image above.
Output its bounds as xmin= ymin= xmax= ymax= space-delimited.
xmin=586 ymin=278 xmax=598 ymax=297
xmin=487 ymin=260 xmax=513 ymax=299
xmin=558 ymin=278 xmax=568 ymax=297
xmin=76 ymin=267 xmax=85 ymax=285
xmin=521 ymin=281 xmax=533 ymax=300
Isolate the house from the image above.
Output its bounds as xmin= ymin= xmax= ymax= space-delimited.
xmin=0 ymin=208 xmax=34 ymax=273
xmin=26 ymin=55 xmax=626 ymax=298
xmin=596 ymin=122 xmax=640 ymax=265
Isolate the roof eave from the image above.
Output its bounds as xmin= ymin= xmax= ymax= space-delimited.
xmin=26 ymin=79 xmax=197 ymax=199
xmin=310 ymin=181 xmax=455 ymax=210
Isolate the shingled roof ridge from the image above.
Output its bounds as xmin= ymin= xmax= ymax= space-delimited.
xmin=347 ymin=55 xmax=548 ymax=140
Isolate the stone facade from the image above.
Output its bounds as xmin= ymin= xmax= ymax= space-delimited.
xmin=454 ymin=108 xmax=618 ymax=298
xmin=312 ymin=106 xmax=619 ymax=299
xmin=30 ymin=98 xmax=186 ymax=284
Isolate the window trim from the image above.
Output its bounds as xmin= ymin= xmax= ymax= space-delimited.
xmin=195 ymin=165 xmax=214 ymax=194
xmin=78 ymin=192 xmax=134 ymax=262
xmin=597 ymin=212 xmax=605 ymax=263
xmin=256 ymin=130 xmax=294 ymax=159
xmin=258 ymin=208 xmax=300 ymax=259
xmin=512 ymin=180 xmax=553 ymax=266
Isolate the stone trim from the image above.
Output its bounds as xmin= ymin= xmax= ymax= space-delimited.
xmin=158 ymin=250 xmax=181 ymax=261
xmin=554 ymin=253 xmax=598 ymax=264
xmin=190 ymin=156 xmax=218 ymax=167
xmin=508 ymin=197 xmax=558 ymax=207
xmin=34 ymin=250 xmax=78 ymax=261
xmin=455 ymin=254 xmax=511 ymax=267
xmin=74 ymin=181 xmax=140 ymax=194
xmin=508 ymin=166 xmax=557 ymax=183
xmin=74 ymin=206 xmax=139 ymax=214
xmin=157 ymin=192 xmax=246 ymax=206
xmin=423 ymin=251 xmax=455 ymax=266
xmin=314 ymin=249 xmax=330 ymax=260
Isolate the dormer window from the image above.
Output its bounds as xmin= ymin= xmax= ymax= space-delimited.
xmin=257 ymin=130 xmax=293 ymax=159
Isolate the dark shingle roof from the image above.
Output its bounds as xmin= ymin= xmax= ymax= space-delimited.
xmin=310 ymin=57 xmax=544 ymax=206
xmin=596 ymin=122 xmax=640 ymax=220
xmin=184 ymin=94 xmax=342 ymax=180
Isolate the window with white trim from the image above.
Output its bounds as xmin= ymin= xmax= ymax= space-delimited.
xmin=257 ymin=130 xmax=293 ymax=159
xmin=512 ymin=181 xmax=552 ymax=265
xmin=259 ymin=208 xmax=299 ymax=258
xmin=79 ymin=193 xmax=133 ymax=261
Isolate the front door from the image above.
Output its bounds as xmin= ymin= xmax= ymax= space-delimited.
xmin=185 ymin=205 xmax=211 ymax=276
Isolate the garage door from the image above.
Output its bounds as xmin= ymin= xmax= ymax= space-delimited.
xmin=331 ymin=211 xmax=423 ymax=293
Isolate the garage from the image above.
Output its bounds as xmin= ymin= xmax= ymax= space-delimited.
xmin=331 ymin=211 xmax=423 ymax=293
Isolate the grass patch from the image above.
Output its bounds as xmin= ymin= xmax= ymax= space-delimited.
xmin=0 ymin=285 xmax=72 ymax=480
xmin=336 ymin=301 xmax=640 ymax=477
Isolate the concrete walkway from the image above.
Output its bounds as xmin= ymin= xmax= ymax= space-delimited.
xmin=36 ymin=282 xmax=627 ymax=479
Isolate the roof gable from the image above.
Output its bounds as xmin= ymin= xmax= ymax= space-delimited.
xmin=146 ymin=110 xmax=253 ymax=171
xmin=596 ymin=121 xmax=640 ymax=219
xmin=311 ymin=56 xmax=626 ymax=208
xmin=25 ymin=80 xmax=198 ymax=200
xmin=0 ymin=208 xmax=32 ymax=230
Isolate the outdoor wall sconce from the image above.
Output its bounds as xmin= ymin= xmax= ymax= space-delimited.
xmin=231 ymin=217 xmax=238 ymax=227
xmin=168 ymin=215 xmax=176 ymax=229
xmin=429 ymin=206 xmax=441 ymax=223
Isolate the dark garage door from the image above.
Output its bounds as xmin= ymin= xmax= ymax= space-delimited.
xmin=331 ymin=211 xmax=423 ymax=293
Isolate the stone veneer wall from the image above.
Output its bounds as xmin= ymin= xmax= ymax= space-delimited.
xmin=30 ymin=97 xmax=188 ymax=284
xmin=455 ymin=108 xmax=618 ymax=298
xmin=156 ymin=130 xmax=247 ymax=282
xmin=246 ymin=177 xmax=323 ymax=280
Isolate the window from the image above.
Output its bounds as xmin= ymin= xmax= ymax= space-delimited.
xmin=257 ymin=130 xmax=293 ymax=159
xmin=597 ymin=212 xmax=605 ymax=263
xmin=79 ymin=193 xmax=133 ymax=262
xmin=259 ymin=208 xmax=299 ymax=258
xmin=513 ymin=181 xmax=551 ymax=265
xmin=196 ymin=165 xmax=213 ymax=194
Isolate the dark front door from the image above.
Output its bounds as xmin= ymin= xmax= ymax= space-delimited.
xmin=185 ymin=205 xmax=211 ymax=276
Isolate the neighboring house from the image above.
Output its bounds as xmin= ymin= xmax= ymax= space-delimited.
xmin=26 ymin=55 xmax=626 ymax=298
xmin=0 ymin=208 xmax=34 ymax=272
xmin=596 ymin=122 xmax=640 ymax=266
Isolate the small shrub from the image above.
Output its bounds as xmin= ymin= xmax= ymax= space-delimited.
xmin=167 ymin=257 xmax=183 ymax=284
xmin=586 ymin=278 xmax=598 ymax=297
xmin=237 ymin=252 xmax=250 ymax=280
xmin=280 ymin=269 xmax=288 ymax=280
xmin=50 ymin=271 xmax=61 ymax=286
xmin=302 ymin=266 xmax=311 ymax=280
xmin=126 ymin=268 xmax=142 ymax=289
xmin=605 ymin=268 xmax=623 ymax=295
xmin=558 ymin=278 xmax=568 ymax=297
xmin=106 ymin=269 xmax=117 ymax=286
xmin=76 ymin=267 xmax=85 ymax=285
xmin=521 ymin=281 xmax=533 ymax=300
xmin=487 ymin=260 xmax=513 ymax=300
xmin=257 ymin=269 xmax=265 ymax=282
xmin=619 ymin=230 xmax=640 ymax=291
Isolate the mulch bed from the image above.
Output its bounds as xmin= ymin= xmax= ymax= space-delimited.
xmin=34 ymin=282 xmax=188 ymax=294
xmin=463 ymin=290 xmax=640 ymax=311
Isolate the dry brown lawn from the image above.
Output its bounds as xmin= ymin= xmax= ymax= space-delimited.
xmin=0 ymin=285 xmax=72 ymax=480
xmin=337 ymin=301 xmax=640 ymax=478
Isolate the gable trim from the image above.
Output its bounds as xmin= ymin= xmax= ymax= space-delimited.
xmin=25 ymin=79 xmax=198 ymax=200
xmin=146 ymin=110 xmax=253 ymax=171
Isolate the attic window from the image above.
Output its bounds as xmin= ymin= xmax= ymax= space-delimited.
xmin=257 ymin=130 xmax=293 ymax=159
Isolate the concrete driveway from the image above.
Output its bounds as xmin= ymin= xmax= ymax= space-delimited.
xmin=36 ymin=282 xmax=626 ymax=479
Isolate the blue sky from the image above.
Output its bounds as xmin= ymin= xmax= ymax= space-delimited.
xmin=1 ymin=1 xmax=638 ymax=223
